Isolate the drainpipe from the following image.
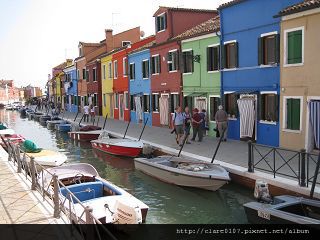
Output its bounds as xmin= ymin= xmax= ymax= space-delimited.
xmin=218 ymin=10 xmax=224 ymax=106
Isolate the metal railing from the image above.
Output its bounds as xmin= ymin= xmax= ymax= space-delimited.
xmin=248 ymin=141 xmax=319 ymax=187
xmin=4 ymin=139 xmax=117 ymax=240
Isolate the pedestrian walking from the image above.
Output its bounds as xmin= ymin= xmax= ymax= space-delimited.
xmin=215 ymin=105 xmax=228 ymax=141
xmin=90 ymin=104 xmax=95 ymax=122
xmin=83 ymin=104 xmax=89 ymax=122
xmin=183 ymin=106 xmax=192 ymax=144
xmin=200 ymin=109 xmax=208 ymax=136
xmin=191 ymin=108 xmax=203 ymax=142
xmin=171 ymin=106 xmax=185 ymax=146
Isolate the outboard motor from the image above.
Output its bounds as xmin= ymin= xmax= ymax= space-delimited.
xmin=112 ymin=199 xmax=142 ymax=224
xmin=254 ymin=179 xmax=272 ymax=203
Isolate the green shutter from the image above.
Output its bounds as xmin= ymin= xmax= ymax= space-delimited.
xmin=287 ymin=99 xmax=293 ymax=129
xmin=287 ymin=98 xmax=300 ymax=130
xmin=288 ymin=30 xmax=302 ymax=64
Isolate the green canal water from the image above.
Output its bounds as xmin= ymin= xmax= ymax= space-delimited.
xmin=2 ymin=110 xmax=254 ymax=224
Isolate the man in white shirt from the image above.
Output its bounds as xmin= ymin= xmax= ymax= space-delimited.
xmin=83 ymin=104 xmax=89 ymax=122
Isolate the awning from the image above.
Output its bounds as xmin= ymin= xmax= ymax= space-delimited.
xmin=183 ymin=92 xmax=207 ymax=97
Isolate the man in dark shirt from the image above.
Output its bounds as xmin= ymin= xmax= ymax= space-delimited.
xmin=191 ymin=108 xmax=203 ymax=142
xmin=215 ymin=105 xmax=228 ymax=141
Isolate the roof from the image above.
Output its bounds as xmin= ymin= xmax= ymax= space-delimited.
xmin=79 ymin=42 xmax=103 ymax=47
xmin=128 ymin=41 xmax=156 ymax=55
xmin=218 ymin=0 xmax=246 ymax=10
xmin=153 ymin=6 xmax=217 ymax=16
xmin=172 ymin=16 xmax=220 ymax=41
xmin=53 ymin=62 xmax=67 ymax=70
xmin=276 ymin=0 xmax=320 ymax=17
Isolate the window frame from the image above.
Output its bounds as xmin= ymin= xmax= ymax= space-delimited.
xmin=209 ymin=95 xmax=220 ymax=122
xmin=82 ymin=68 xmax=86 ymax=80
xmin=282 ymin=96 xmax=303 ymax=133
xmin=124 ymin=91 xmax=129 ymax=110
xmin=207 ymin=43 xmax=220 ymax=73
xmin=86 ymin=70 xmax=90 ymax=82
xmin=224 ymin=91 xmax=238 ymax=120
xmin=167 ymin=49 xmax=178 ymax=73
xmin=284 ymin=26 xmax=304 ymax=67
xmin=142 ymin=59 xmax=150 ymax=79
xmin=156 ymin=12 xmax=167 ymax=33
xmin=122 ymin=41 xmax=131 ymax=47
xmin=102 ymin=64 xmax=106 ymax=80
xmin=259 ymin=91 xmax=278 ymax=124
xmin=151 ymin=54 xmax=160 ymax=75
xmin=113 ymin=60 xmax=118 ymax=79
xmin=182 ymin=49 xmax=193 ymax=75
xmin=143 ymin=94 xmax=150 ymax=113
xmin=223 ymin=40 xmax=238 ymax=70
xmin=129 ymin=62 xmax=135 ymax=81
xmin=114 ymin=93 xmax=119 ymax=109
xmin=108 ymin=62 xmax=112 ymax=79
xmin=152 ymin=93 xmax=159 ymax=112
xmin=123 ymin=57 xmax=128 ymax=77
xmin=93 ymin=68 xmax=97 ymax=82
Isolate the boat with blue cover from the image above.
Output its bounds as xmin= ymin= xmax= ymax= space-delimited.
xmin=55 ymin=123 xmax=71 ymax=132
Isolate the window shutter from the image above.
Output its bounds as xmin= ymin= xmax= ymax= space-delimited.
xmin=287 ymin=99 xmax=292 ymax=129
xmin=180 ymin=52 xmax=185 ymax=72
xmin=275 ymin=94 xmax=279 ymax=122
xmin=292 ymin=99 xmax=300 ymax=130
xmin=234 ymin=42 xmax=239 ymax=68
xmin=207 ymin=47 xmax=211 ymax=71
xmin=191 ymin=50 xmax=194 ymax=72
xmin=164 ymin=13 xmax=167 ymax=29
xmin=217 ymin=45 xmax=221 ymax=70
xmin=155 ymin=17 xmax=158 ymax=32
xmin=158 ymin=55 xmax=161 ymax=73
xmin=167 ymin=52 xmax=170 ymax=72
xmin=176 ymin=50 xmax=180 ymax=70
xmin=258 ymin=94 xmax=262 ymax=120
xmin=221 ymin=44 xmax=226 ymax=69
xmin=258 ymin=37 xmax=263 ymax=65
xmin=275 ymin=34 xmax=280 ymax=64
xmin=150 ymin=57 xmax=153 ymax=74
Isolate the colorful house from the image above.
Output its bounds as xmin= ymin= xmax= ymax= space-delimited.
xmin=64 ymin=63 xmax=78 ymax=113
xmin=100 ymin=53 xmax=114 ymax=118
xmin=86 ymin=59 xmax=102 ymax=115
xmin=218 ymin=0 xmax=301 ymax=147
xmin=112 ymin=36 xmax=155 ymax=122
xmin=179 ymin=17 xmax=220 ymax=136
xmin=150 ymin=7 xmax=217 ymax=127
xmin=276 ymin=0 xmax=320 ymax=152
xmin=128 ymin=40 xmax=155 ymax=126
xmin=51 ymin=61 xmax=67 ymax=106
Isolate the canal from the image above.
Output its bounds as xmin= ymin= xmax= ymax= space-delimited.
xmin=2 ymin=110 xmax=254 ymax=224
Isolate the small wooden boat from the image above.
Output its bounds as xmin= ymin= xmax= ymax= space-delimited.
xmin=0 ymin=134 xmax=25 ymax=150
xmin=39 ymin=163 xmax=149 ymax=223
xmin=55 ymin=123 xmax=71 ymax=132
xmin=47 ymin=117 xmax=65 ymax=129
xmin=134 ymin=156 xmax=230 ymax=191
xmin=39 ymin=115 xmax=52 ymax=125
xmin=33 ymin=113 xmax=44 ymax=121
xmin=69 ymin=124 xmax=103 ymax=142
xmin=26 ymin=149 xmax=67 ymax=167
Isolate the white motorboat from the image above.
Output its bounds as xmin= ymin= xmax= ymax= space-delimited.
xmin=26 ymin=149 xmax=67 ymax=167
xmin=39 ymin=163 xmax=149 ymax=223
xmin=134 ymin=156 xmax=230 ymax=191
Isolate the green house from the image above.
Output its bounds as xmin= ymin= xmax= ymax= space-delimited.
xmin=180 ymin=17 xmax=221 ymax=137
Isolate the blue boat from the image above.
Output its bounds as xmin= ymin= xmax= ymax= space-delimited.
xmin=55 ymin=123 xmax=71 ymax=132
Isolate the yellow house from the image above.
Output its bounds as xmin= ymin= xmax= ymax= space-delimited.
xmin=278 ymin=1 xmax=320 ymax=152
xmin=55 ymin=72 xmax=64 ymax=107
xmin=101 ymin=53 xmax=114 ymax=118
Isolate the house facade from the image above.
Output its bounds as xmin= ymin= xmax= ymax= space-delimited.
xmin=86 ymin=59 xmax=102 ymax=115
xmin=218 ymin=0 xmax=301 ymax=147
xmin=180 ymin=17 xmax=220 ymax=137
xmin=128 ymin=42 xmax=155 ymax=127
xmin=101 ymin=53 xmax=114 ymax=118
xmin=51 ymin=61 xmax=67 ymax=107
xmin=277 ymin=0 xmax=320 ymax=152
xmin=150 ymin=7 xmax=217 ymax=127
xmin=64 ymin=64 xmax=78 ymax=113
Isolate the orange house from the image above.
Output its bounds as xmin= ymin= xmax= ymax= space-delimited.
xmin=112 ymin=36 xmax=155 ymax=121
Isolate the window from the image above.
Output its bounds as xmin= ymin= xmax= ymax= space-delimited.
xmin=183 ymin=96 xmax=193 ymax=110
xmin=102 ymin=65 xmax=106 ymax=80
xmin=285 ymin=28 xmax=303 ymax=65
xmin=152 ymin=94 xmax=159 ymax=112
xmin=182 ymin=50 xmax=194 ymax=73
xmin=77 ymin=69 xmax=80 ymax=80
xmin=79 ymin=46 xmax=83 ymax=56
xmin=142 ymin=60 xmax=149 ymax=79
xmin=86 ymin=70 xmax=89 ymax=82
xmin=209 ymin=96 xmax=220 ymax=121
xmin=223 ymin=42 xmax=238 ymax=69
xmin=207 ymin=45 xmax=220 ymax=71
xmin=124 ymin=92 xmax=129 ymax=109
xmin=130 ymin=95 xmax=135 ymax=111
xmin=143 ymin=95 xmax=150 ymax=112
xmin=93 ymin=68 xmax=97 ymax=82
xmin=170 ymin=94 xmax=180 ymax=113
xmin=129 ymin=63 xmax=135 ymax=80
xmin=82 ymin=69 xmax=86 ymax=80
xmin=285 ymin=98 xmax=301 ymax=130
xmin=103 ymin=94 xmax=106 ymax=107
xmin=258 ymin=34 xmax=279 ymax=65
xmin=108 ymin=62 xmax=112 ymax=78
xmin=260 ymin=93 xmax=278 ymax=122
xmin=156 ymin=13 xmax=167 ymax=32
xmin=122 ymin=41 xmax=131 ymax=47
xmin=167 ymin=50 xmax=178 ymax=72
xmin=113 ymin=61 xmax=118 ymax=79
xmin=93 ymin=93 xmax=98 ymax=106
xmin=114 ymin=94 xmax=119 ymax=108
xmin=151 ymin=55 xmax=161 ymax=74
xmin=224 ymin=93 xmax=238 ymax=118
xmin=123 ymin=57 xmax=128 ymax=77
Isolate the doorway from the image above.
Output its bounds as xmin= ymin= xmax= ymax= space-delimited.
xmin=159 ymin=94 xmax=169 ymax=126
xmin=237 ymin=94 xmax=257 ymax=141
xmin=119 ymin=94 xmax=124 ymax=120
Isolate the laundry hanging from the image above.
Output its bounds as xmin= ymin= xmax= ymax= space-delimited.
xmin=237 ymin=98 xmax=255 ymax=138
xmin=159 ymin=96 xmax=169 ymax=125
xmin=309 ymin=101 xmax=320 ymax=149
xmin=135 ymin=96 xmax=143 ymax=121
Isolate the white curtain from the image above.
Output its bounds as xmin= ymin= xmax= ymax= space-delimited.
xmin=309 ymin=101 xmax=320 ymax=149
xmin=159 ymin=96 xmax=169 ymax=125
xmin=195 ymin=98 xmax=207 ymax=112
xmin=135 ymin=96 xmax=143 ymax=121
xmin=237 ymin=98 xmax=255 ymax=138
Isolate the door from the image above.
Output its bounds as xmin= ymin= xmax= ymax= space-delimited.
xmin=119 ymin=94 xmax=124 ymax=120
xmin=237 ymin=94 xmax=257 ymax=140
xmin=109 ymin=94 xmax=114 ymax=118
xmin=194 ymin=97 xmax=207 ymax=112
xmin=308 ymin=100 xmax=320 ymax=151
xmin=159 ymin=94 xmax=169 ymax=126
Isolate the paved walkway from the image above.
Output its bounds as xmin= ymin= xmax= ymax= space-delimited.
xmin=0 ymin=147 xmax=61 ymax=224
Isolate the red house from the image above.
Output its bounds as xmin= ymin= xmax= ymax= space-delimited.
xmin=86 ymin=59 xmax=102 ymax=114
xmin=150 ymin=7 xmax=217 ymax=127
xmin=112 ymin=36 xmax=155 ymax=121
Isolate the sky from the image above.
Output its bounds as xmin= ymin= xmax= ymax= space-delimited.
xmin=0 ymin=0 xmax=228 ymax=89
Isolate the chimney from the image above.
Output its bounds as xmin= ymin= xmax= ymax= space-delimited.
xmin=66 ymin=59 xmax=73 ymax=66
xmin=105 ymin=29 xmax=114 ymax=52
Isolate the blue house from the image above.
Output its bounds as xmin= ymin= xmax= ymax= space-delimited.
xmin=63 ymin=64 xmax=78 ymax=113
xmin=218 ymin=0 xmax=301 ymax=147
xmin=128 ymin=44 xmax=154 ymax=127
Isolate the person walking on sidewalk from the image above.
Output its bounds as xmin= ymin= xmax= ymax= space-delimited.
xmin=172 ymin=106 xmax=185 ymax=146
xmin=183 ymin=106 xmax=192 ymax=144
xmin=90 ymin=104 xmax=95 ymax=122
xmin=83 ymin=104 xmax=89 ymax=123
xmin=191 ymin=108 xmax=203 ymax=142
xmin=200 ymin=109 xmax=208 ymax=136
xmin=215 ymin=105 xmax=228 ymax=142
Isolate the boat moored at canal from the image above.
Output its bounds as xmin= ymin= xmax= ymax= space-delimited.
xmin=55 ymin=123 xmax=71 ymax=132
xmin=134 ymin=156 xmax=230 ymax=191
xmin=39 ymin=163 xmax=149 ymax=223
